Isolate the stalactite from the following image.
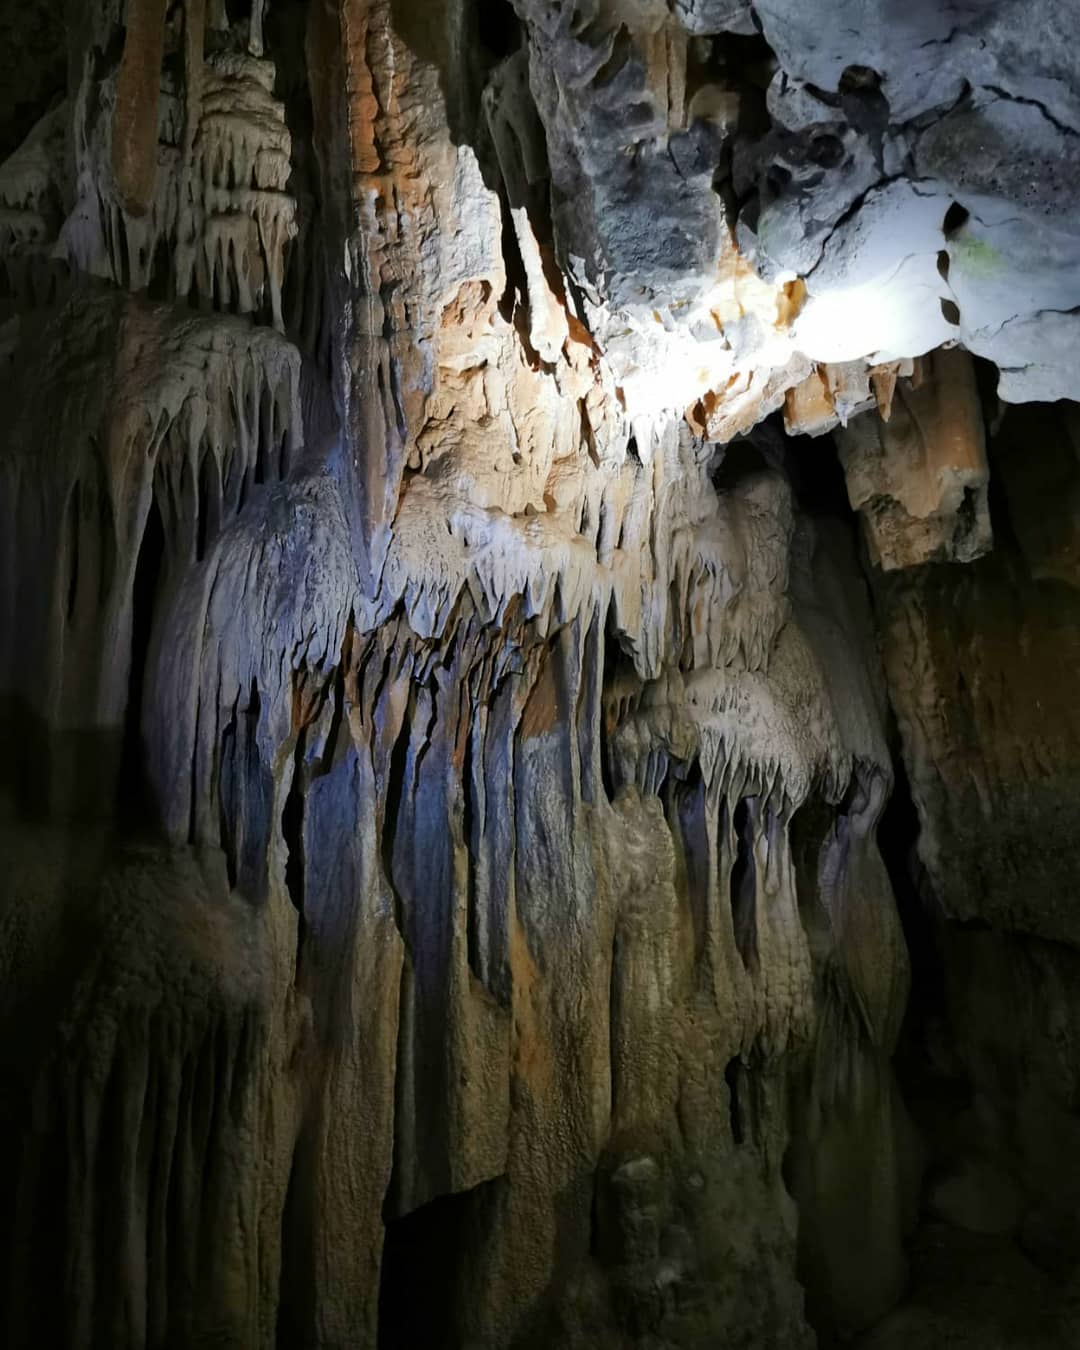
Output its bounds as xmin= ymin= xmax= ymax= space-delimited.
xmin=111 ymin=0 xmax=170 ymax=215
xmin=7 ymin=1 xmax=1079 ymax=1347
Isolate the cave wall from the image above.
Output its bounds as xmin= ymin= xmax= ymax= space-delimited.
xmin=0 ymin=2 xmax=1076 ymax=1348
xmin=869 ymin=400 xmax=1080 ymax=1330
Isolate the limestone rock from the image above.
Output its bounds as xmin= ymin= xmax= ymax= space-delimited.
xmin=927 ymin=1158 xmax=1022 ymax=1236
xmin=837 ymin=348 xmax=992 ymax=569
xmin=0 ymin=2 xmax=1077 ymax=1348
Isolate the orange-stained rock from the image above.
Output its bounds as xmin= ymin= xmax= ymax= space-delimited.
xmin=784 ymin=360 xmax=911 ymax=439
xmin=784 ymin=366 xmax=835 ymax=437
xmin=837 ymin=347 xmax=992 ymax=570
xmin=870 ymin=363 xmax=899 ymax=422
xmin=111 ymin=0 xmax=170 ymax=215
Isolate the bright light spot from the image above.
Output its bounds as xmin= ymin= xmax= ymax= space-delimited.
xmin=794 ymin=254 xmax=955 ymax=365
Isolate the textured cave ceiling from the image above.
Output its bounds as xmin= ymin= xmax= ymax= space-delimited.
xmin=497 ymin=0 xmax=1080 ymax=417
xmin=5 ymin=0 xmax=1079 ymax=430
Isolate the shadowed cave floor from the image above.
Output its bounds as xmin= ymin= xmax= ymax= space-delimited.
xmin=856 ymin=1223 xmax=1080 ymax=1350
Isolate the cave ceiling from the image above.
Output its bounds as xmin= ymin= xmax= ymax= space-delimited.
xmin=514 ymin=0 xmax=1080 ymax=418
xmin=4 ymin=0 xmax=1078 ymax=439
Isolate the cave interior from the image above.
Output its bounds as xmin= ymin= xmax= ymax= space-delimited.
xmin=1 ymin=0 xmax=1080 ymax=1347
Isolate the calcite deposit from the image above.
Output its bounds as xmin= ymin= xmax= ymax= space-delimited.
xmin=0 ymin=2 xmax=1078 ymax=1348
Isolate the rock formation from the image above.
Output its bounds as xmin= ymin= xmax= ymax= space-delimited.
xmin=0 ymin=2 xmax=1078 ymax=1347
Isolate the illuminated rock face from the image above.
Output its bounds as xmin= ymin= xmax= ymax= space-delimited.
xmin=836 ymin=349 xmax=993 ymax=571
xmin=0 ymin=3 xmax=1078 ymax=1348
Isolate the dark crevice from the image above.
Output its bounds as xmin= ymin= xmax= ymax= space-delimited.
xmin=707 ymin=31 xmax=776 ymax=92
xmin=580 ymin=398 xmax=598 ymax=467
xmin=237 ymin=459 xmax=251 ymax=514
xmin=65 ymin=482 xmax=80 ymax=622
xmin=710 ymin=437 xmax=769 ymax=495
xmin=412 ymin=679 xmax=439 ymax=790
xmin=593 ymin=27 xmax=632 ymax=90
xmin=672 ymin=759 xmax=708 ymax=972
xmin=219 ymin=697 xmax=239 ymax=888
xmin=839 ymin=64 xmax=882 ymax=96
xmin=462 ymin=711 xmax=481 ymax=981
xmin=787 ymin=423 xmax=863 ymax=533
xmin=276 ymin=1136 xmax=316 ymax=1349
xmin=321 ymin=662 xmax=347 ymax=776
xmin=476 ymin=0 xmax=520 ymax=63
xmin=952 ymin=484 xmax=978 ymax=546
xmin=281 ymin=731 xmax=307 ymax=973
xmin=188 ymin=693 xmax=201 ymax=845
xmin=981 ymin=393 xmax=1034 ymax=555
xmin=599 ymin=729 xmax=617 ymax=804
xmin=118 ymin=494 xmax=165 ymax=828
xmin=196 ymin=451 xmax=218 ymax=561
xmin=147 ymin=234 xmax=172 ymax=301
xmin=609 ymin=929 xmax=620 ymax=1123
xmin=496 ymin=182 xmax=529 ymax=323
xmin=808 ymin=131 xmax=845 ymax=169
xmin=382 ymin=703 xmax=412 ymax=941
xmin=599 ymin=627 xmax=629 ymax=805
xmin=725 ymin=1057 xmax=744 ymax=1145
xmin=378 ymin=1180 xmax=502 ymax=1350
xmin=729 ymin=796 xmax=759 ymax=971
xmin=790 ymin=790 xmax=836 ymax=966
xmin=763 ymin=161 xmax=792 ymax=203
xmin=879 ymin=733 xmax=948 ymax=1057
xmin=255 ymin=386 xmax=271 ymax=485
xmin=943 ymin=201 xmax=970 ymax=235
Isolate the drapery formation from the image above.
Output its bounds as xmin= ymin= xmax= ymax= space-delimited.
xmin=1 ymin=3 xmax=1078 ymax=1347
